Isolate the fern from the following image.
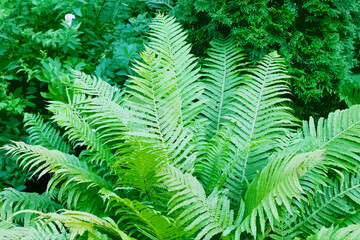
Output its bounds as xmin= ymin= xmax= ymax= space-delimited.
xmin=113 ymin=137 xmax=167 ymax=195
xmin=306 ymin=224 xmax=360 ymax=240
xmin=24 ymin=113 xmax=71 ymax=153
xmin=0 ymin=218 xmax=68 ymax=240
xmin=101 ymin=189 xmax=182 ymax=240
xmin=194 ymin=124 xmax=237 ymax=194
xmin=0 ymin=188 xmax=62 ymax=225
xmin=302 ymin=105 xmax=360 ymax=171
xmin=201 ymin=36 xmax=246 ymax=136
xmin=149 ymin=14 xmax=204 ymax=126
xmin=127 ymin=47 xmax=197 ymax=171
xmin=47 ymin=95 xmax=114 ymax=165
xmin=30 ymin=209 xmax=134 ymax=240
xmin=236 ymin=150 xmax=324 ymax=238
xmin=2 ymin=142 xmax=113 ymax=210
xmin=158 ymin=165 xmax=233 ymax=240
xmin=216 ymin=52 xmax=299 ymax=206
xmin=70 ymin=70 xmax=124 ymax=104
xmin=275 ymin=172 xmax=360 ymax=239
xmin=3 ymin=14 xmax=360 ymax=239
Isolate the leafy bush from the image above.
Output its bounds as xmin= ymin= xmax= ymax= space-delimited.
xmin=2 ymin=15 xmax=360 ymax=239
xmin=0 ymin=0 xmax=153 ymax=190
xmin=171 ymin=0 xmax=360 ymax=119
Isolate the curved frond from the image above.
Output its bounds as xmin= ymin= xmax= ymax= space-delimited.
xmin=302 ymin=105 xmax=360 ymax=171
xmin=306 ymin=225 xmax=360 ymax=240
xmin=0 ymin=188 xmax=62 ymax=225
xmin=24 ymin=113 xmax=71 ymax=153
xmin=100 ymin=189 xmax=182 ymax=240
xmin=79 ymin=96 xmax=137 ymax=157
xmin=0 ymin=218 xmax=68 ymax=240
xmin=32 ymin=210 xmax=134 ymax=240
xmin=236 ymin=150 xmax=324 ymax=238
xmin=47 ymin=96 xmax=114 ymax=165
xmin=70 ymin=70 xmax=124 ymax=104
xmin=158 ymin=165 xmax=233 ymax=240
xmin=2 ymin=142 xmax=113 ymax=210
xmin=277 ymin=172 xmax=360 ymax=239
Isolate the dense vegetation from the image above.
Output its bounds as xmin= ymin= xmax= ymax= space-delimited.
xmin=172 ymin=0 xmax=360 ymax=118
xmin=0 ymin=0 xmax=154 ymax=190
xmin=2 ymin=1 xmax=360 ymax=239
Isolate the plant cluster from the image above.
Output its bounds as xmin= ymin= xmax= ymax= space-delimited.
xmin=2 ymin=15 xmax=360 ymax=239
xmin=171 ymin=0 xmax=360 ymax=119
xmin=0 ymin=0 xmax=155 ymax=190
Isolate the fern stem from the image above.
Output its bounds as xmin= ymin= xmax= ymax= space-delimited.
xmin=216 ymin=47 xmax=227 ymax=131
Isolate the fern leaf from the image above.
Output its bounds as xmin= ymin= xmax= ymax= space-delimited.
xmin=236 ymin=150 xmax=324 ymax=238
xmin=31 ymin=209 xmax=134 ymax=240
xmin=0 ymin=218 xmax=68 ymax=240
xmin=223 ymin=52 xmax=299 ymax=203
xmin=2 ymin=142 xmax=113 ymax=210
xmin=194 ymin=124 xmax=235 ymax=193
xmin=303 ymin=105 xmax=360 ymax=171
xmin=158 ymin=165 xmax=233 ymax=240
xmin=47 ymin=95 xmax=114 ymax=165
xmin=201 ymin=36 xmax=245 ymax=136
xmin=24 ymin=113 xmax=71 ymax=153
xmin=113 ymin=137 xmax=167 ymax=195
xmin=100 ymin=189 xmax=182 ymax=240
xmin=278 ymin=172 xmax=360 ymax=239
xmin=0 ymin=188 xmax=62 ymax=225
xmin=127 ymin=47 xmax=196 ymax=171
xmin=149 ymin=14 xmax=204 ymax=126
xmin=306 ymin=225 xmax=360 ymax=240
xmin=70 ymin=70 xmax=124 ymax=104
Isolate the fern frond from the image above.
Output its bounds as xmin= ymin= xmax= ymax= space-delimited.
xmin=306 ymin=224 xmax=360 ymax=240
xmin=227 ymin=51 xmax=298 ymax=183
xmin=0 ymin=218 xmax=68 ymax=240
xmin=47 ymin=96 xmax=114 ymax=165
xmin=24 ymin=113 xmax=71 ymax=153
xmin=0 ymin=188 xmax=62 ymax=225
xmin=278 ymin=172 xmax=360 ymax=239
xmin=149 ymin=14 xmax=204 ymax=125
xmin=302 ymin=105 xmax=360 ymax=171
xmin=158 ymin=165 xmax=233 ymax=240
xmin=236 ymin=150 xmax=324 ymax=238
xmin=100 ymin=189 xmax=182 ymax=240
xmin=70 ymin=70 xmax=124 ymax=104
xmin=201 ymin=36 xmax=245 ymax=136
xmin=127 ymin=47 xmax=196 ymax=171
xmin=113 ymin=137 xmax=167 ymax=195
xmin=194 ymin=124 xmax=235 ymax=193
xmin=219 ymin=52 xmax=298 ymax=206
xmin=2 ymin=142 xmax=113 ymax=210
xmin=31 ymin=209 xmax=134 ymax=240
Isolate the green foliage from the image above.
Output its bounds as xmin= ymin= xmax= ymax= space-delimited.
xmin=171 ymin=0 xmax=360 ymax=119
xmin=0 ymin=0 xmax=154 ymax=191
xmin=3 ymin=14 xmax=360 ymax=239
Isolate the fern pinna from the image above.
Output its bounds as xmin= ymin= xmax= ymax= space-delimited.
xmin=2 ymin=14 xmax=360 ymax=239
